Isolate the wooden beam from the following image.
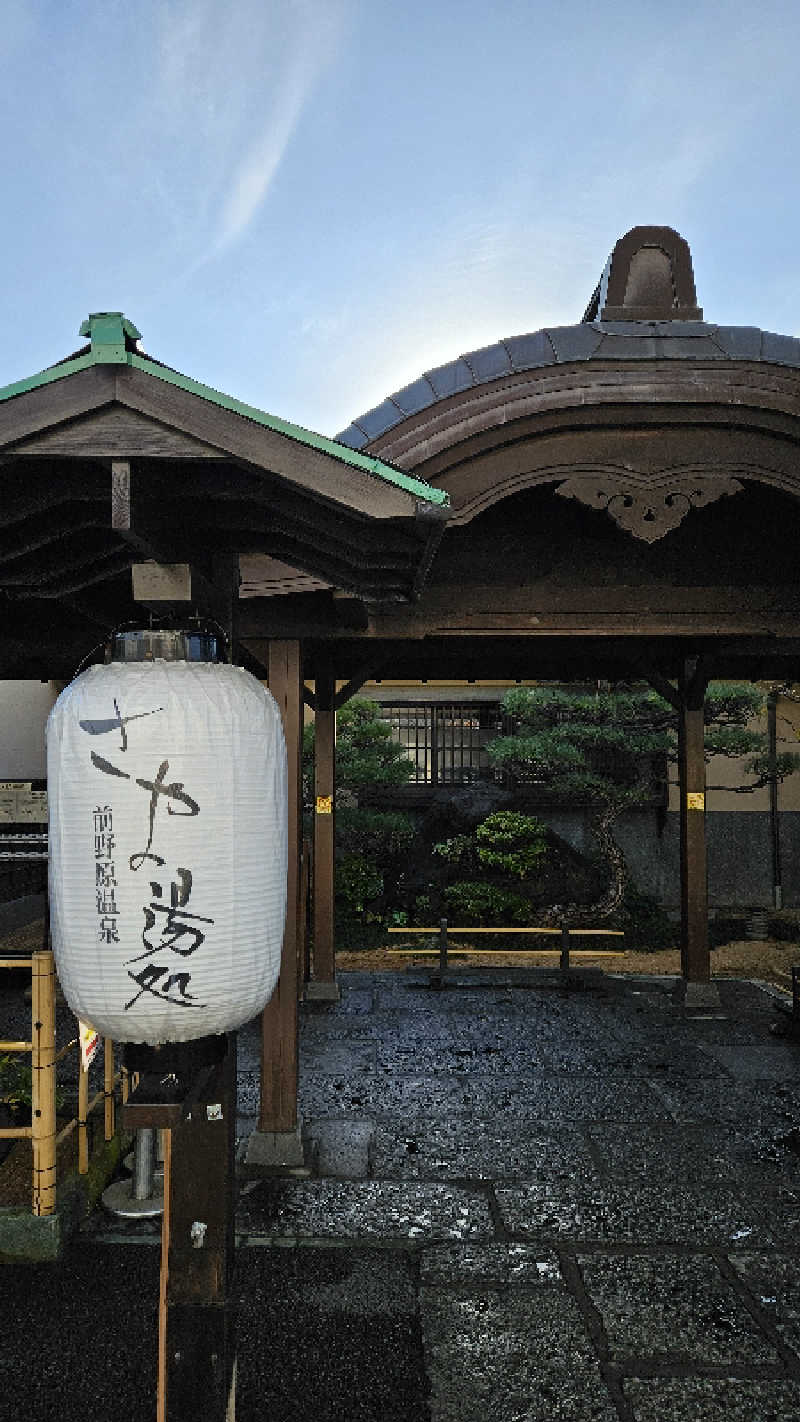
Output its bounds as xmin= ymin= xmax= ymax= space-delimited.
xmin=118 ymin=363 xmax=423 ymax=520
xmin=333 ymin=655 xmax=391 ymax=710
xmin=678 ymin=656 xmax=710 ymax=983
xmin=260 ymin=640 xmax=302 ymax=1133
xmin=0 ymin=539 xmax=129 ymax=590
xmin=312 ymin=665 xmax=336 ymax=987
xmin=158 ymin=1039 xmax=237 ymax=1420
xmin=334 ymin=676 xmax=367 ymax=711
xmin=8 ymin=548 xmax=134 ymax=598
xmin=130 ymin=558 xmax=240 ymax=630
xmin=132 ymin=562 xmax=193 ymax=601
xmin=114 ymin=461 xmax=241 ymax=630
xmin=0 ymin=363 xmax=116 ymax=448
xmin=111 ymin=459 xmax=132 ymax=530
xmin=210 ymin=551 xmax=239 ymax=663
xmin=631 ymin=663 xmax=680 ymax=710
xmin=0 ymin=510 xmax=101 ymax=568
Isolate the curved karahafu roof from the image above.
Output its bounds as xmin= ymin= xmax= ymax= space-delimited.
xmin=333 ymin=227 xmax=800 ymax=557
xmin=337 ymin=225 xmax=800 ymax=452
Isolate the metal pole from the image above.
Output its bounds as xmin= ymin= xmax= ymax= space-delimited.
xmin=132 ymin=1128 xmax=156 ymax=1201
xmin=78 ymin=1056 xmax=89 ymax=1175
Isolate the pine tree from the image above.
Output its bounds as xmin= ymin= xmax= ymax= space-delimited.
xmin=486 ymin=683 xmax=800 ymax=923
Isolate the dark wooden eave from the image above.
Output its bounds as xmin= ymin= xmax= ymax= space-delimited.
xmin=0 ymin=335 xmax=449 ymax=676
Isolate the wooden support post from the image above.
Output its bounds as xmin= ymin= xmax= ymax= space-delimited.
xmin=259 ymin=640 xmax=302 ymax=1134
xmin=768 ymin=692 xmax=783 ymax=909
xmin=678 ymin=658 xmax=710 ymax=984
xmin=439 ymin=918 xmax=449 ymax=977
xmin=299 ymin=838 xmax=311 ymax=987
xmin=104 ymin=1038 xmax=115 ymax=1141
xmin=429 ymin=918 xmax=449 ymax=989
xmin=211 ymin=551 xmax=240 ymax=665
xmin=118 ymin=460 xmax=242 ymax=641
xmin=157 ymin=1037 xmax=237 ymax=1422
xmin=559 ymin=921 xmax=571 ymax=975
xmin=312 ymin=664 xmax=336 ymax=988
xmin=31 ymin=949 xmax=57 ymax=1216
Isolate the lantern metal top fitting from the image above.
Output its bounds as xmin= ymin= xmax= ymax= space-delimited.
xmin=110 ymin=627 xmax=224 ymax=665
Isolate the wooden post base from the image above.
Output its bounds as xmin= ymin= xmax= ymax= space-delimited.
xmin=148 ymin=1035 xmax=237 ymax=1422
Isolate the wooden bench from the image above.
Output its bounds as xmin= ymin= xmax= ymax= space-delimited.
xmin=387 ymin=919 xmax=624 ymax=975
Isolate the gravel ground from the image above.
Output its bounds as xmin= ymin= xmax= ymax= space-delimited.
xmin=337 ymin=939 xmax=798 ymax=994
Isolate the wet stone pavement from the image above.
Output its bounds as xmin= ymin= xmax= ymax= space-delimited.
xmin=5 ymin=967 xmax=800 ymax=1420
xmin=236 ymin=969 xmax=800 ymax=1420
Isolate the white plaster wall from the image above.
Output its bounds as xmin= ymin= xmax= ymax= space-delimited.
xmin=0 ymin=681 xmax=58 ymax=778
xmin=667 ymin=695 xmax=800 ymax=813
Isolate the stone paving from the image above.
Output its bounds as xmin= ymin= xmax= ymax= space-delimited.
xmin=4 ymin=965 xmax=800 ymax=1420
xmin=235 ymin=968 xmax=800 ymax=1420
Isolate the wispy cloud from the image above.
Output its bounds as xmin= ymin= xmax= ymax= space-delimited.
xmin=213 ymin=48 xmax=320 ymax=253
xmin=148 ymin=0 xmax=348 ymax=266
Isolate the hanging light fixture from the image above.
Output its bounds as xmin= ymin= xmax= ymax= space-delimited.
xmin=46 ymin=629 xmax=287 ymax=1044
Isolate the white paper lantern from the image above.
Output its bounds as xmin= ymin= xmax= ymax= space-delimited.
xmin=46 ymin=660 xmax=287 ymax=1044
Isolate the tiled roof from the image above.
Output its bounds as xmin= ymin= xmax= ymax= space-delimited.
xmin=336 ymin=321 xmax=800 ymax=450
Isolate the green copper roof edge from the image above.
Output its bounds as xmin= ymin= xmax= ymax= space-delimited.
xmin=0 ymin=351 xmax=97 ymax=403
xmin=0 ymin=341 xmax=448 ymax=508
xmin=127 ymin=354 xmax=449 ymax=506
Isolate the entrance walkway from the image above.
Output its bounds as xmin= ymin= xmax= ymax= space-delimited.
xmin=3 ymin=969 xmax=800 ymax=1419
xmin=233 ymin=969 xmax=800 ymax=1420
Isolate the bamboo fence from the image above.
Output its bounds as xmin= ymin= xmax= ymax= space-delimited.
xmin=0 ymin=949 xmax=121 ymax=1214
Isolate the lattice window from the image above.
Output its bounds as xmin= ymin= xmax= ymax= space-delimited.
xmin=376 ymin=700 xmax=666 ymax=804
xmin=378 ymin=702 xmax=503 ymax=786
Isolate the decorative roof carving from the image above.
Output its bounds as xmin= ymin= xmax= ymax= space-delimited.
xmin=556 ymin=471 xmax=743 ymax=542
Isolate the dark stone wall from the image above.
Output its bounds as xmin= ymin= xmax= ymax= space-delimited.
xmin=540 ymin=809 xmax=798 ymax=910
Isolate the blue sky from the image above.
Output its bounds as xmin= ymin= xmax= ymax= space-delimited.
xmin=1 ymin=0 xmax=799 ymax=436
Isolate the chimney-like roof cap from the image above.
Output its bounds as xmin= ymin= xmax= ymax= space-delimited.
xmin=583 ymin=226 xmax=702 ymax=322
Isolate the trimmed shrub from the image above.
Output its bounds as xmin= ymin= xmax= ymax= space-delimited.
xmin=336 ymin=807 xmax=415 ymax=860
xmin=444 ymin=880 xmax=532 ymax=926
xmin=333 ymin=807 xmax=416 ymax=949
xmin=431 ymin=834 xmax=473 ymax=866
xmin=475 ymin=810 xmax=548 ymax=879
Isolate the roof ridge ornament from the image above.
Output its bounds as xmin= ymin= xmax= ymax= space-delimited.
xmin=583 ymin=226 xmax=703 ymax=323
xmin=78 ymin=311 xmax=142 ymax=363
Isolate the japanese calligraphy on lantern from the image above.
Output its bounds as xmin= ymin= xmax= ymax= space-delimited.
xmin=47 ymin=660 xmax=288 ymax=1045
xmin=94 ymin=805 xmax=119 ymax=945
xmin=84 ymin=700 xmax=210 ymax=1016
